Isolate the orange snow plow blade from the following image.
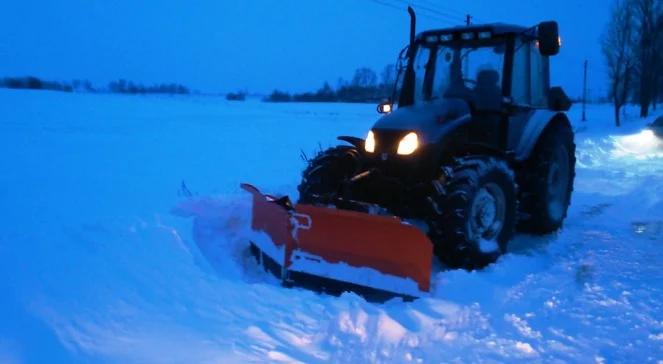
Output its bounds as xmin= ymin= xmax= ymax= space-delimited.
xmin=241 ymin=183 xmax=433 ymax=300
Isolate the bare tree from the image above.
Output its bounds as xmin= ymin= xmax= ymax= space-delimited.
xmin=351 ymin=67 xmax=378 ymax=88
xmin=602 ymin=0 xmax=636 ymax=127
xmin=380 ymin=64 xmax=397 ymax=98
xmin=632 ymin=0 xmax=662 ymax=117
xmin=652 ymin=14 xmax=663 ymax=110
xmin=381 ymin=64 xmax=396 ymax=87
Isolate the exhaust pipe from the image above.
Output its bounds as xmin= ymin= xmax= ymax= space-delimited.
xmin=398 ymin=6 xmax=418 ymax=107
xmin=408 ymin=6 xmax=416 ymax=56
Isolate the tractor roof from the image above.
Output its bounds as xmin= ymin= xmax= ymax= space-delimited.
xmin=418 ymin=23 xmax=532 ymax=40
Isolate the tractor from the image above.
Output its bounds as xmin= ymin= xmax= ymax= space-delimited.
xmin=240 ymin=7 xmax=575 ymax=299
xmin=297 ymin=8 xmax=575 ymax=269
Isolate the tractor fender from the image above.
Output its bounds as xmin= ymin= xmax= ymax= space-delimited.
xmin=514 ymin=110 xmax=570 ymax=161
xmin=337 ymin=136 xmax=364 ymax=149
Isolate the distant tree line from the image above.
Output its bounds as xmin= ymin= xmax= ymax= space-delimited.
xmin=0 ymin=76 xmax=74 ymax=92
xmin=264 ymin=65 xmax=397 ymax=103
xmin=602 ymin=0 xmax=663 ymax=126
xmin=226 ymin=90 xmax=247 ymax=101
xmin=107 ymin=79 xmax=190 ymax=95
xmin=0 ymin=76 xmax=193 ymax=95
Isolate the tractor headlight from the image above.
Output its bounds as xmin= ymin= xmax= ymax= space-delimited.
xmin=364 ymin=130 xmax=376 ymax=153
xmin=397 ymin=132 xmax=419 ymax=155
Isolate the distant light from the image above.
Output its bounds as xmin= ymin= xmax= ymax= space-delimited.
xmin=440 ymin=34 xmax=453 ymax=42
xmin=478 ymin=31 xmax=491 ymax=39
xmin=558 ymin=36 xmax=562 ymax=47
xmin=425 ymin=35 xmax=439 ymax=43
xmin=365 ymin=130 xmax=376 ymax=153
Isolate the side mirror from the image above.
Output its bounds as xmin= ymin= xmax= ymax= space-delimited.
xmin=538 ymin=21 xmax=560 ymax=56
xmin=377 ymin=101 xmax=393 ymax=114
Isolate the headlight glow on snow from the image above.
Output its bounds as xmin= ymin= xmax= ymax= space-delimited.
xmin=397 ymin=132 xmax=419 ymax=155
xmin=365 ymin=130 xmax=376 ymax=153
xmin=612 ymin=129 xmax=663 ymax=159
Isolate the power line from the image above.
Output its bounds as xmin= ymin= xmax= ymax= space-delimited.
xmin=372 ymin=0 xmax=487 ymax=26
xmin=366 ymin=0 xmax=405 ymax=12
xmin=366 ymin=0 xmax=462 ymax=26
xmin=415 ymin=0 xmax=487 ymax=23
xmin=402 ymin=2 xmax=465 ymax=22
xmin=416 ymin=0 xmax=466 ymax=18
xmin=391 ymin=0 xmax=466 ymax=24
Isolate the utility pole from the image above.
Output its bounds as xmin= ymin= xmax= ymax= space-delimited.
xmin=582 ymin=60 xmax=588 ymax=121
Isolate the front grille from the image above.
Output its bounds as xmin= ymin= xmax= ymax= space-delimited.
xmin=364 ymin=128 xmax=436 ymax=183
xmin=373 ymin=129 xmax=410 ymax=154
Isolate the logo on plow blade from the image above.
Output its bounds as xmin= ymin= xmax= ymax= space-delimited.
xmin=289 ymin=213 xmax=312 ymax=239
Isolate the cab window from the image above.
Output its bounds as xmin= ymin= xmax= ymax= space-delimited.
xmin=511 ymin=40 xmax=529 ymax=105
xmin=530 ymin=45 xmax=548 ymax=107
xmin=511 ymin=40 xmax=549 ymax=108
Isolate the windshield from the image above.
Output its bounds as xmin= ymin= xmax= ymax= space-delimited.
xmin=402 ymin=41 xmax=505 ymax=105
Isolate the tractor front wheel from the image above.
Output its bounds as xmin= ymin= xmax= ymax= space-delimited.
xmin=298 ymin=146 xmax=361 ymax=204
xmin=429 ymin=157 xmax=518 ymax=270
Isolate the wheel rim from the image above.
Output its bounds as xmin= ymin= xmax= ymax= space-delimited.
xmin=468 ymin=182 xmax=506 ymax=245
xmin=547 ymin=145 xmax=570 ymax=220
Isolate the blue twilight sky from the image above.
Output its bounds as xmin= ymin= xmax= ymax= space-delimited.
xmin=1 ymin=0 xmax=609 ymax=98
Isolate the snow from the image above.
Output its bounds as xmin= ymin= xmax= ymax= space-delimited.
xmin=1 ymin=88 xmax=663 ymax=363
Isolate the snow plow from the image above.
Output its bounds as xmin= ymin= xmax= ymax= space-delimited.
xmin=242 ymin=183 xmax=432 ymax=300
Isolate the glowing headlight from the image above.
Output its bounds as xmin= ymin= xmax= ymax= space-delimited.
xmin=397 ymin=132 xmax=419 ymax=155
xmin=365 ymin=130 xmax=376 ymax=153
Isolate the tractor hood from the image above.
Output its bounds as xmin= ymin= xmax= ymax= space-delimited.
xmin=372 ymin=98 xmax=470 ymax=144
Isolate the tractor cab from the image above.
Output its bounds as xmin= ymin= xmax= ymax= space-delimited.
xmin=380 ymin=21 xmax=564 ymax=115
xmin=368 ymin=17 xmax=571 ymax=171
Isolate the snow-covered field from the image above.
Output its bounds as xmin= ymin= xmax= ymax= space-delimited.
xmin=1 ymin=89 xmax=662 ymax=363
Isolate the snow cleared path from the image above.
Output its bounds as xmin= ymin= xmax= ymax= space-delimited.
xmin=0 ymin=89 xmax=661 ymax=363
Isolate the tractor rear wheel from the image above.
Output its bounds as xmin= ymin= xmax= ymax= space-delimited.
xmin=519 ymin=121 xmax=576 ymax=234
xmin=298 ymin=146 xmax=361 ymax=204
xmin=429 ymin=157 xmax=518 ymax=270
